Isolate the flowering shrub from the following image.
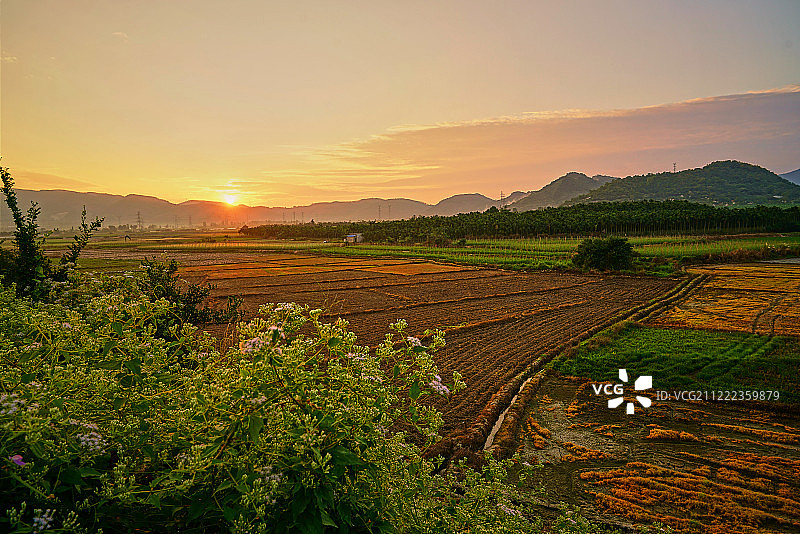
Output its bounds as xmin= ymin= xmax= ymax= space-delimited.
xmin=0 ymin=275 xmax=540 ymax=533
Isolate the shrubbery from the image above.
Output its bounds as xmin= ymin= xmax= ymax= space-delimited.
xmin=1 ymin=166 xmax=102 ymax=300
xmin=572 ymin=237 xmax=635 ymax=271
xmin=138 ymin=257 xmax=243 ymax=338
xmin=1 ymin=273 xmax=541 ymax=533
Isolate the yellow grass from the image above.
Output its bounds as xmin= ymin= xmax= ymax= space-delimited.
xmin=650 ymin=263 xmax=800 ymax=336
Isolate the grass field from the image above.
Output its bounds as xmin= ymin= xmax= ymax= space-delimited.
xmin=71 ymin=231 xmax=799 ymax=274
xmin=549 ymin=324 xmax=799 ymax=403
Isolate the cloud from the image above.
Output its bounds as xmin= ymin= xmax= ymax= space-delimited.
xmin=111 ymin=31 xmax=129 ymax=41
xmin=11 ymin=170 xmax=101 ymax=192
xmin=1 ymin=55 xmax=18 ymax=63
xmin=258 ymin=86 xmax=800 ymax=203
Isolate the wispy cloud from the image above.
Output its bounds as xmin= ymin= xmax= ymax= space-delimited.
xmin=253 ymin=86 xmax=800 ymax=203
xmin=13 ymin=171 xmax=101 ymax=191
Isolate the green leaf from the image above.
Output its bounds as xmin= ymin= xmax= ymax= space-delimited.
xmin=409 ymin=380 xmax=420 ymax=400
xmin=188 ymin=499 xmax=206 ymax=520
xmin=20 ymin=373 xmax=34 ymax=384
xmin=124 ymin=358 xmax=142 ymax=376
xmin=110 ymin=321 xmax=123 ymax=336
xmin=61 ymin=467 xmax=83 ymax=486
xmin=102 ymin=339 xmax=116 ymax=356
xmin=328 ymin=445 xmax=364 ymax=467
xmin=112 ymin=396 xmax=124 ymax=410
xmin=79 ymin=467 xmax=101 ymax=477
xmin=327 ymin=336 xmax=341 ymax=348
xmin=320 ymin=509 xmax=337 ymax=527
xmin=147 ymin=493 xmax=161 ymax=508
xmin=248 ymin=415 xmax=264 ymax=442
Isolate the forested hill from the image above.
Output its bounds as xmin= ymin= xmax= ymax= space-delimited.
xmin=566 ymin=161 xmax=800 ymax=206
xmin=508 ymin=172 xmax=615 ymax=211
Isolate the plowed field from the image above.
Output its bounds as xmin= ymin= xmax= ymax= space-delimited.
xmin=179 ymin=253 xmax=678 ymax=439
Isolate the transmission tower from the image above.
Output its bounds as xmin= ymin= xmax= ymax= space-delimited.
xmin=136 ymin=211 xmax=143 ymax=230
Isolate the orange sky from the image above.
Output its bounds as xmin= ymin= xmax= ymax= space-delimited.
xmin=2 ymin=1 xmax=799 ymax=206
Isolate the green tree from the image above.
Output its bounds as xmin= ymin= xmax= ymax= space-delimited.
xmin=572 ymin=236 xmax=635 ymax=270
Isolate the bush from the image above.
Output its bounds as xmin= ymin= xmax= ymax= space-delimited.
xmin=138 ymin=257 xmax=243 ymax=335
xmin=0 ymin=277 xmax=540 ymax=533
xmin=0 ymin=165 xmax=102 ymax=299
xmin=572 ymin=237 xmax=635 ymax=271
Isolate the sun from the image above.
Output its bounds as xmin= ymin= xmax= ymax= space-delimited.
xmin=223 ymin=194 xmax=237 ymax=205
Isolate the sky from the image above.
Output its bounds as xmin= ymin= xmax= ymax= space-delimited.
xmin=1 ymin=0 xmax=799 ymax=207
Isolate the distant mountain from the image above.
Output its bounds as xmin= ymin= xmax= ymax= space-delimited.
xmin=507 ymin=172 xmax=616 ymax=211
xmin=425 ymin=193 xmax=497 ymax=216
xmin=5 ymin=160 xmax=793 ymax=230
xmin=0 ymin=190 xmax=433 ymax=229
xmin=565 ymin=161 xmax=800 ymax=206
xmin=781 ymin=168 xmax=800 ymax=186
xmin=500 ymin=190 xmax=530 ymax=206
xmin=0 ymin=189 xmax=498 ymax=230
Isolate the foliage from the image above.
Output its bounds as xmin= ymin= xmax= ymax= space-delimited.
xmin=138 ymin=257 xmax=243 ymax=332
xmin=240 ymin=200 xmax=800 ymax=243
xmin=550 ymin=325 xmax=799 ymax=403
xmin=0 ymin=165 xmax=102 ymax=299
xmin=0 ymin=276 xmax=547 ymax=533
xmin=571 ymin=237 xmax=635 ymax=271
xmin=565 ymin=160 xmax=800 ymax=206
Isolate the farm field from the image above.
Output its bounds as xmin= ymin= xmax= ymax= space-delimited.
xmin=650 ymin=263 xmax=800 ymax=336
xmin=184 ymin=253 xmax=678 ymax=439
xmin=517 ymin=374 xmax=800 ymax=533
xmin=510 ymin=264 xmax=800 ymax=532
xmin=59 ymin=231 xmax=800 ymax=274
xmin=74 ymin=247 xmax=680 ymax=443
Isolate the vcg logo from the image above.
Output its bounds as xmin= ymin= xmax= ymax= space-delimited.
xmin=591 ymin=369 xmax=652 ymax=415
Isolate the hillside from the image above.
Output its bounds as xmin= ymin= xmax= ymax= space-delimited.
xmin=425 ymin=193 xmax=497 ymax=216
xmin=507 ymin=172 xmax=615 ymax=211
xmin=566 ymin=161 xmax=800 ymax=206
xmin=781 ymin=168 xmax=800 ymax=186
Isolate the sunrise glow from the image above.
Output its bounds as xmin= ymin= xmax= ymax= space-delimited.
xmin=223 ymin=194 xmax=238 ymax=205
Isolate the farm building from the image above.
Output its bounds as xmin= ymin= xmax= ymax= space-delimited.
xmin=344 ymin=233 xmax=364 ymax=244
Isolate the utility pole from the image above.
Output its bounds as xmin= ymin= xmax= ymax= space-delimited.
xmin=378 ymin=205 xmax=381 ymax=220
xmin=387 ymin=203 xmax=391 ymax=220
xmin=136 ymin=211 xmax=143 ymax=230
xmin=673 ymin=162 xmax=677 ymax=173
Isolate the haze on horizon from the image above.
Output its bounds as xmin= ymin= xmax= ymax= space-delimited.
xmin=1 ymin=0 xmax=799 ymax=207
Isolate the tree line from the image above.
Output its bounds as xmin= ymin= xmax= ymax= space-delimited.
xmin=240 ymin=201 xmax=800 ymax=243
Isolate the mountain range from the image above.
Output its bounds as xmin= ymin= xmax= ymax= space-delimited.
xmin=1 ymin=161 xmax=798 ymax=230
